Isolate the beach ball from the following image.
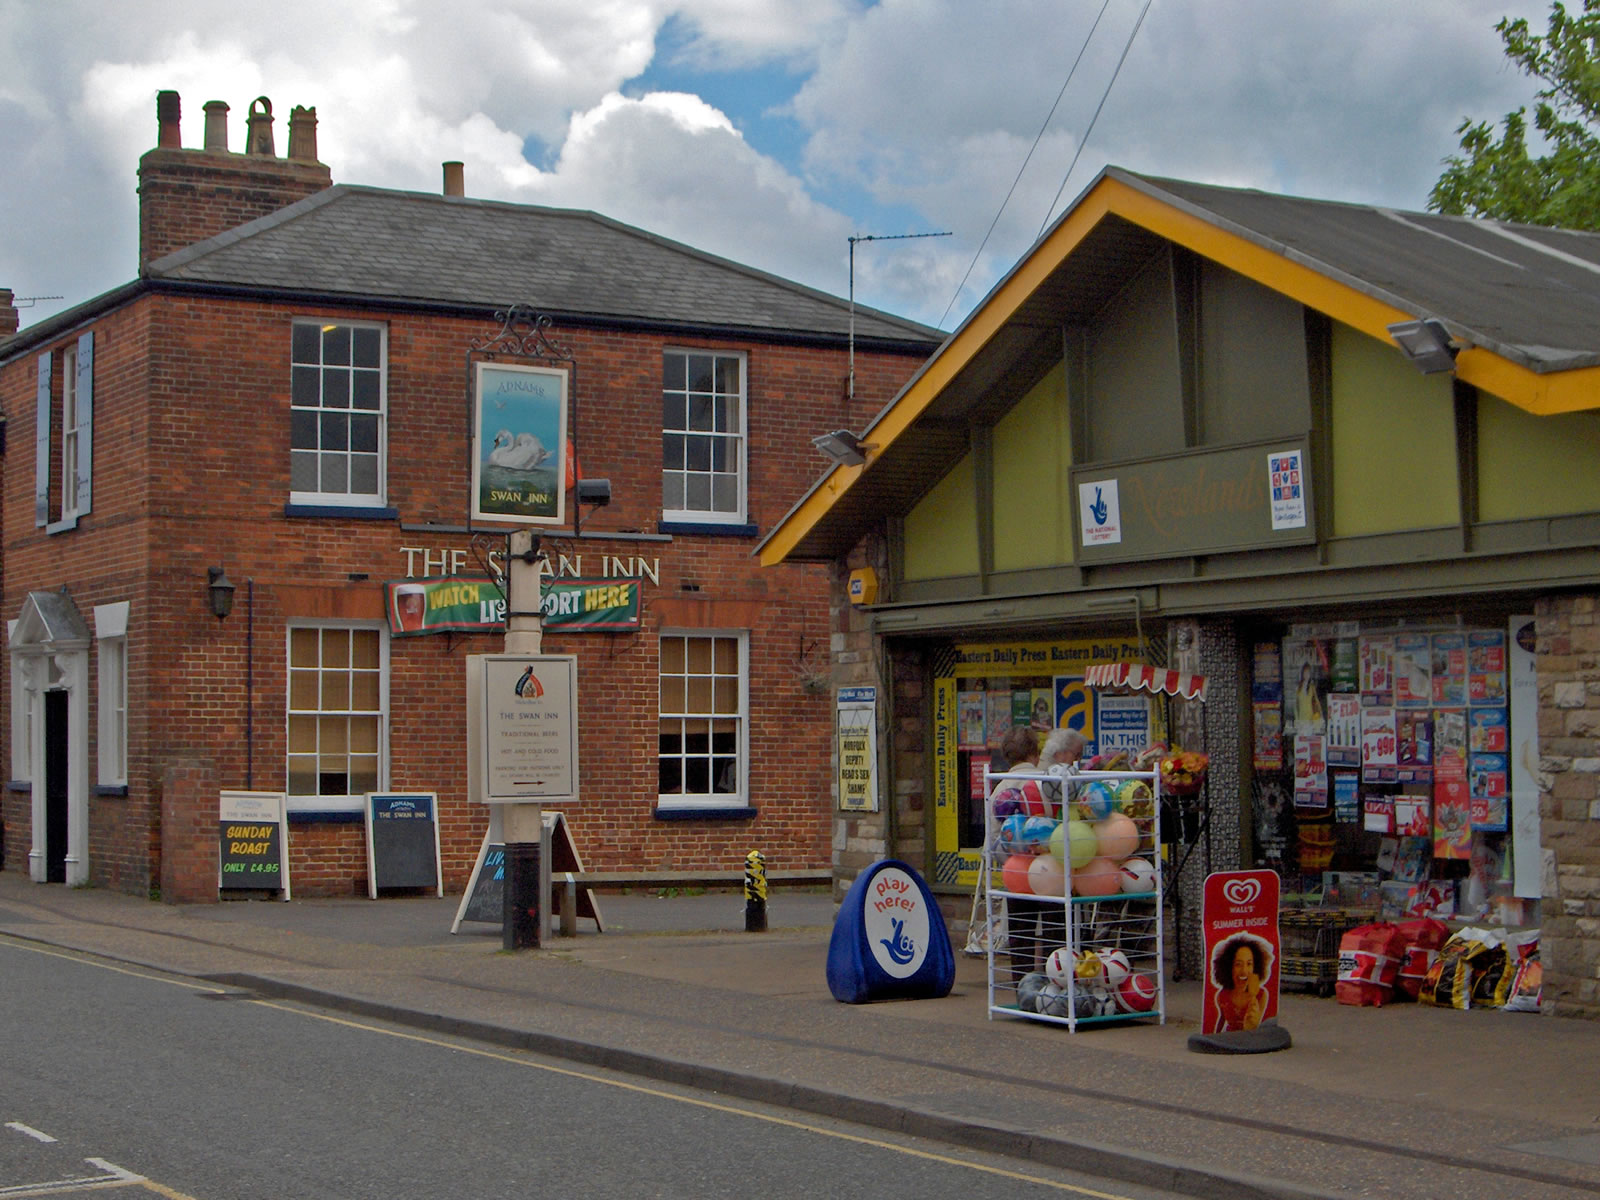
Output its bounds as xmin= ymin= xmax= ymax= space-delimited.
xmin=1075 ymin=781 xmax=1116 ymax=821
xmin=1118 ymin=856 xmax=1158 ymax=894
xmin=1073 ymin=856 xmax=1123 ymax=897
xmin=1027 ymin=854 xmax=1066 ymax=898
xmin=991 ymin=785 xmax=1025 ymax=817
xmin=998 ymin=813 xmax=1030 ymax=853
xmin=1114 ymin=779 xmax=1153 ymax=815
xmin=1020 ymin=816 xmax=1058 ymax=853
xmin=1097 ymin=948 xmax=1131 ymax=987
xmin=1045 ymin=946 xmax=1075 ymax=987
xmin=1002 ymin=853 xmax=1036 ymax=894
xmin=1094 ymin=812 xmax=1140 ymax=861
xmin=1117 ymin=972 xmax=1158 ymax=1013
xmin=1050 ymin=820 xmax=1098 ymax=870
xmin=1019 ymin=780 xmax=1048 ymax=816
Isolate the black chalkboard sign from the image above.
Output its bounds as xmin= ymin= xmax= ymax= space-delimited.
xmin=460 ymin=844 xmax=506 ymax=923
xmin=365 ymin=793 xmax=442 ymax=898
xmin=219 ymin=791 xmax=290 ymax=899
xmin=451 ymin=813 xmax=603 ymax=933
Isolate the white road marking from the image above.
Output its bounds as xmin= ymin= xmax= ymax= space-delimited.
xmin=3 ymin=1124 xmax=56 ymax=1143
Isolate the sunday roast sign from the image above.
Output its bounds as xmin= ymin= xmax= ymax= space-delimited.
xmin=472 ymin=361 xmax=569 ymax=525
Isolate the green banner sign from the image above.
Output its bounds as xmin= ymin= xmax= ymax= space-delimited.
xmin=385 ymin=576 xmax=640 ymax=637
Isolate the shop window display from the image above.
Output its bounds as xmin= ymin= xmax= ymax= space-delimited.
xmin=1253 ymin=621 xmax=1539 ymax=933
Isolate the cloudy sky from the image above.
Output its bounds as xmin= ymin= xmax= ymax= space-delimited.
xmin=0 ymin=0 xmax=1555 ymax=333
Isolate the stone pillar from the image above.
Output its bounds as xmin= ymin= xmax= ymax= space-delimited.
xmin=1535 ymin=594 xmax=1600 ymax=1019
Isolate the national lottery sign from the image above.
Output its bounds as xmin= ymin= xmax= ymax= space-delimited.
xmin=386 ymin=575 xmax=640 ymax=637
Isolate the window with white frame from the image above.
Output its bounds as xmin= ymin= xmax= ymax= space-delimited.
xmin=94 ymin=602 xmax=130 ymax=786
xmin=290 ymin=321 xmax=386 ymax=504
xmin=287 ymin=625 xmax=385 ymax=811
xmin=662 ymin=350 xmax=745 ymax=523
xmin=35 ymin=331 xmax=93 ymax=531
xmin=658 ymin=630 xmax=746 ymax=807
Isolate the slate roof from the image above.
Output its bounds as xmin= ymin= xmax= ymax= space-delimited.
xmin=145 ymin=185 xmax=941 ymax=347
xmin=1132 ymin=170 xmax=1600 ymax=374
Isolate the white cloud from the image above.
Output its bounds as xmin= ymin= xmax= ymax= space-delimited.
xmin=0 ymin=0 xmax=1573 ymax=332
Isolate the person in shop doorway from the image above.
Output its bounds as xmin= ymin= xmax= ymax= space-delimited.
xmin=1212 ymin=933 xmax=1273 ymax=1031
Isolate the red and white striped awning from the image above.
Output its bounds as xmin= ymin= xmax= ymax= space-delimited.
xmin=1084 ymin=662 xmax=1208 ymax=701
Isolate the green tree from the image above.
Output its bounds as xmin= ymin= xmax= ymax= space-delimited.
xmin=1429 ymin=0 xmax=1600 ymax=229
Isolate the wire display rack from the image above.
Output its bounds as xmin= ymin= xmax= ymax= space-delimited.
xmin=983 ymin=766 xmax=1165 ymax=1029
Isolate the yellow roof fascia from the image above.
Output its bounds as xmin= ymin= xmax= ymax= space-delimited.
xmin=760 ymin=175 xmax=1598 ymax=566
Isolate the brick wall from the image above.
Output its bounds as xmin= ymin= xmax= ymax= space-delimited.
xmin=158 ymin=760 xmax=218 ymax=903
xmin=0 ymin=291 xmax=931 ymax=897
xmin=1534 ymin=594 xmax=1600 ymax=1019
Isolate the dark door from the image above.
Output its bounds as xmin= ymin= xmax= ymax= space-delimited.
xmin=45 ymin=690 xmax=68 ymax=883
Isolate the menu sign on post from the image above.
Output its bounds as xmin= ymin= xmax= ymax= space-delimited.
xmin=219 ymin=791 xmax=290 ymax=899
xmin=471 ymin=654 xmax=579 ymax=804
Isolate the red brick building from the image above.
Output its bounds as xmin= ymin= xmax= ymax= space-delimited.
xmin=0 ymin=91 xmax=939 ymax=900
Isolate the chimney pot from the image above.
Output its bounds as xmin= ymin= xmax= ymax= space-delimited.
xmin=202 ymin=100 xmax=230 ymax=152
xmin=156 ymin=90 xmax=182 ymax=149
xmin=245 ymin=96 xmax=275 ymax=156
xmin=287 ymin=105 xmax=320 ymax=163
xmin=443 ymin=161 xmax=464 ymax=197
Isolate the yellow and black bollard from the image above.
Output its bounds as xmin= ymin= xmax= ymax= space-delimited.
xmin=744 ymin=849 xmax=768 ymax=933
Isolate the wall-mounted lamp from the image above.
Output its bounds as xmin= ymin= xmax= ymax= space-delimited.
xmin=573 ymin=477 xmax=612 ymax=535
xmin=1386 ymin=317 xmax=1459 ymax=374
xmin=812 ymin=430 xmax=875 ymax=467
xmin=207 ymin=566 xmax=236 ymax=619
xmin=575 ymin=478 xmax=611 ymax=507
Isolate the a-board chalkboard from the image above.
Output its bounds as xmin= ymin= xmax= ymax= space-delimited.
xmin=460 ymin=844 xmax=506 ymax=923
xmin=219 ymin=791 xmax=290 ymax=899
xmin=365 ymin=793 xmax=443 ymax=898
xmin=451 ymin=811 xmax=603 ymax=933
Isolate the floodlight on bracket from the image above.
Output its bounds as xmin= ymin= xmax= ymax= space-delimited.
xmin=811 ymin=430 xmax=877 ymax=467
xmin=1386 ymin=317 xmax=1460 ymax=374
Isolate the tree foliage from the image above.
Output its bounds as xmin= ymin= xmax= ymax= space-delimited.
xmin=1429 ymin=1 xmax=1600 ymax=229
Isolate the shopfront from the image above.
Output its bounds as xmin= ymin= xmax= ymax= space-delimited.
xmin=761 ymin=167 xmax=1600 ymax=1017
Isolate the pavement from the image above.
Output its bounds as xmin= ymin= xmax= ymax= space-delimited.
xmin=2 ymin=872 xmax=1599 ymax=1200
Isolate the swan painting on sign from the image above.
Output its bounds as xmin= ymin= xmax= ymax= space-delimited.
xmin=472 ymin=361 xmax=569 ymax=524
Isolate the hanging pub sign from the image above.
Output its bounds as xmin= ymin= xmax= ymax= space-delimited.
xmin=471 ymin=361 xmax=569 ymax=525
xmin=386 ymin=576 xmax=640 ymax=636
xmin=219 ymin=791 xmax=290 ymax=899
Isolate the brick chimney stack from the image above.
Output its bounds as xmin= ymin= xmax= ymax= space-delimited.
xmin=0 ymin=289 xmax=18 ymax=337
xmin=138 ymin=90 xmax=333 ymax=271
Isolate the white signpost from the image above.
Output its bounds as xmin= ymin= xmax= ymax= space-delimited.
xmin=467 ymin=653 xmax=579 ymax=805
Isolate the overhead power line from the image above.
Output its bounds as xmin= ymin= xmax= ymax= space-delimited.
xmin=1037 ymin=0 xmax=1152 ymax=239
xmin=938 ymin=0 xmax=1115 ymax=330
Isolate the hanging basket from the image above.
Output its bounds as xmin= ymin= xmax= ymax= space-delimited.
xmin=1160 ymin=751 xmax=1209 ymax=796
